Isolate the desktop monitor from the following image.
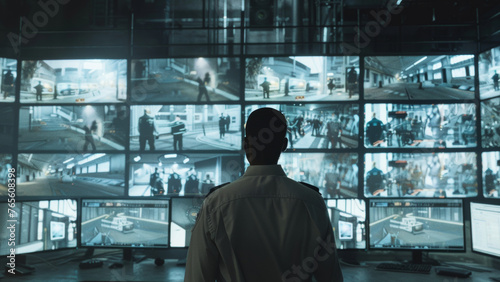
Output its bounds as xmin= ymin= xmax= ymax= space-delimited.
xmin=325 ymin=199 xmax=366 ymax=250
xmin=364 ymin=55 xmax=474 ymax=100
xmin=369 ymin=199 xmax=465 ymax=261
xmin=170 ymin=197 xmax=204 ymax=247
xmin=470 ymin=202 xmax=500 ymax=258
xmin=0 ymin=199 xmax=77 ymax=256
xmin=80 ymin=198 xmax=169 ymax=248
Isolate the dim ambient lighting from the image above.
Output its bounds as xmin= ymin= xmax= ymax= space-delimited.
xmin=78 ymin=153 xmax=106 ymax=165
xmin=63 ymin=157 xmax=74 ymax=164
xmin=134 ymin=156 xmax=141 ymax=162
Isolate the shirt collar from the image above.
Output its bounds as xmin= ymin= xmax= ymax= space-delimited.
xmin=243 ymin=165 xmax=287 ymax=177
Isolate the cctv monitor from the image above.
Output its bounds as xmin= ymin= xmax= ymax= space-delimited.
xmin=364 ymin=55 xmax=474 ymax=100
xmin=470 ymin=202 xmax=500 ymax=258
xmin=325 ymin=199 xmax=366 ymax=250
xmin=479 ymin=46 xmax=500 ymax=100
xmin=129 ymin=104 xmax=241 ymax=151
xmin=130 ymin=57 xmax=241 ymax=102
xmin=18 ymin=105 xmax=128 ymax=151
xmin=20 ymin=59 xmax=127 ymax=103
xmin=128 ymin=153 xmax=242 ymax=196
xmin=80 ymin=198 xmax=169 ymax=248
xmin=481 ymin=151 xmax=500 ymax=198
xmin=0 ymin=57 xmax=17 ymax=102
xmin=245 ymin=56 xmax=360 ymax=101
xmin=481 ymin=97 xmax=500 ymax=148
xmin=17 ymin=153 xmax=126 ymax=197
xmin=0 ymin=199 xmax=77 ymax=256
xmin=364 ymin=103 xmax=476 ymax=148
xmin=369 ymin=199 xmax=465 ymax=262
xmin=244 ymin=103 xmax=360 ymax=149
xmin=170 ymin=197 xmax=204 ymax=247
xmin=364 ymin=152 xmax=477 ymax=198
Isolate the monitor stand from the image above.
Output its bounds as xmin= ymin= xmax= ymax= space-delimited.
xmin=411 ymin=250 xmax=440 ymax=265
xmin=123 ymin=249 xmax=147 ymax=263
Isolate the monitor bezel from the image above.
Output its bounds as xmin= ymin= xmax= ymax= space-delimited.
xmin=470 ymin=201 xmax=500 ymax=259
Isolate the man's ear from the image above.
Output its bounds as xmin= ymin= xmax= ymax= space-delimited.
xmin=282 ymin=138 xmax=288 ymax=152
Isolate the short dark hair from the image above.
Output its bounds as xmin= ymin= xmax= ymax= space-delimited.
xmin=245 ymin=108 xmax=287 ymax=160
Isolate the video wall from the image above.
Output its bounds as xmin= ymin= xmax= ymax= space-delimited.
xmin=0 ymin=52 xmax=499 ymax=202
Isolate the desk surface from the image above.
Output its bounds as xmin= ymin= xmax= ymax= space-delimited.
xmin=3 ymin=255 xmax=500 ymax=281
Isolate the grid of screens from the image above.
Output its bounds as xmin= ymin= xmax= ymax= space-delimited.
xmin=369 ymin=199 xmax=465 ymax=251
xmin=2 ymin=49 xmax=500 ymax=252
xmin=0 ymin=199 xmax=77 ymax=255
xmin=470 ymin=202 xmax=500 ymax=258
xmin=81 ymin=199 xmax=169 ymax=248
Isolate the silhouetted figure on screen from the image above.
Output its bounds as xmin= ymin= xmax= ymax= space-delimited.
xmin=366 ymin=162 xmax=384 ymax=196
xmin=366 ymin=113 xmax=384 ymax=146
xmin=284 ymin=79 xmax=290 ymax=96
xmin=219 ymin=113 xmax=226 ymax=139
xmin=260 ymin=77 xmax=271 ymax=99
xmin=185 ymin=107 xmax=343 ymax=281
xmin=225 ymin=114 xmax=231 ymax=132
xmin=34 ymin=81 xmax=44 ymax=101
xmin=347 ymin=67 xmax=357 ymax=98
xmin=167 ymin=171 xmax=182 ymax=195
xmin=492 ymin=71 xmax=499 ymax=91
xmin=170 ymin=115 xmax=186 ymax=151
xmin=3 ymin=70 xmax=14 ymax=99
xmin=83 ymin=120 xmax=98 ymax=152
xmin=138 ymin=109 xmax=157 ymax=151
xmin=185 ymin=170 xmax=200 ymax=194
xmin=150 ymin=168 xmax=164 ymax=196
xmin=197 ymin=77 xmax=210 ymax=102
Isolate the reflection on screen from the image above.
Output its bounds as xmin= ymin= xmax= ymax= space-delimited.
xmin=364 ymin=152 xmax=477 ymax=198
xmin=81 ymin=199 xmax=169 ymax=248
xmin=470 ymin=202 xmax=500 ymax=258
xmin=0 ymin=200 xmax=77 ymax=256
xmin=369 ymin=199 xmax=465 ymax=251
xmin=326 ymin=199 xmax=366 ymax=250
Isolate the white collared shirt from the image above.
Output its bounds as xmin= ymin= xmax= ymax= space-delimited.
xmin=185 ymin=165 xmax=343 ymax=282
